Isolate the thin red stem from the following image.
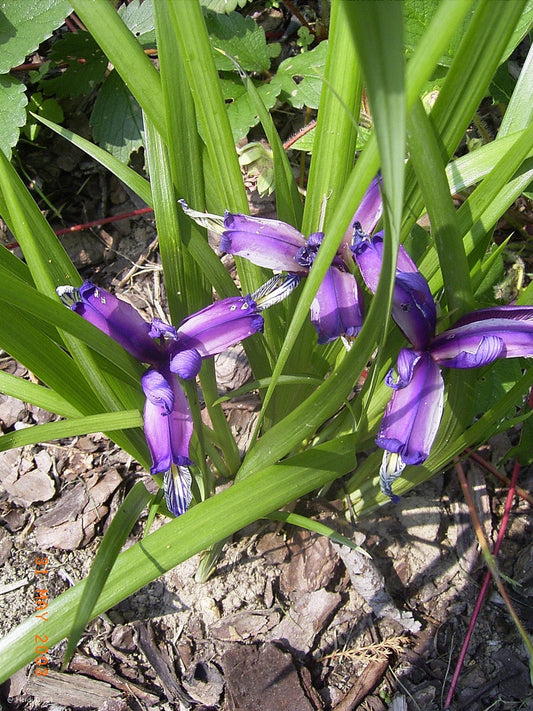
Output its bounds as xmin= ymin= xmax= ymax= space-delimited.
xmin=53 ymin=207 xmax=153 ymax=235
xmin=465 ymin=448 xmax=533 ymax=506
xmin=444 ymin=459 xmax=521 ymax=708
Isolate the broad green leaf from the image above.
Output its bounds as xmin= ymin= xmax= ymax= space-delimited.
xmin=0 ymin=74 xmax=27 ymax=158
xmin=0 ymin=302 xmax=103 ymax=414
xmin=270 ymin=41 xmax=328 ymax=109
xmin=409 ymin=98 xmax=472 ymax=315
xmin=500 ymin=0 xmax=533 ymax=64
xmin=499 ymin=41 xmax=533 ymax=137
xmin=470 ymin=359 xmax=524 ymax=421
xmin=40 ymin=31 xmax=108 ymax=98
xmin=404 ymin=0 xmax=533 ymax=66
xmin=0 ymin=266 xmax=143 ymax=386
xmin=489 ymin=62 xmax=516 ymax=105
xmin=200 ymin=0 xmax=250 ymax=12
xmin=445 ymin=128 xmax=533 ymax=195
xmin=118 ymin=0 xmax=156 ymax=47
xmin=303 ymin=0 xmax=362 ymax=232
xmin=0 ymin=0 xmax=71 ymax=74
xmin=90 ymin=70 xmax=145 ymax=163
xmin=206 ymin=10 xmax=277 ymax=73
xmin=23 ymin=93 xmax=63 ymax=142
xmin=71 ymin=0 xmax=167 ymax=142
xmin=221 ymin=73 xmax=281 ymax=141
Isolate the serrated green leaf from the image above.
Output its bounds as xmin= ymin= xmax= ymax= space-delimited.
xmin=206 ymin=10 xmax=275 ymax=73
xmin=200 ymin=0 xmax=250 ymax=13
xmin=0 ymin=74 xmax=27 ymax=158
xmin=404 ymin=0 xmax=475 ymax=66
xmin=405 ymin=0 xmax=533 ymax=67
xmin=40 ymin=31 xmax=108 ymax=98
xmin=270 ymin=41 xmax=328 ymax=109
xmin=90 ymin=69 xmax=144 ymax=162
xmin=221 ymin=73 xmax=281 ymax=140
xmin=0 ymin=0 xmax=72 ymax=74
xmin=118 ymin=0 xmax=156 ymax=48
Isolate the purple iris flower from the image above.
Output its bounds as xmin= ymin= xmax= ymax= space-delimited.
xmin=180 ymin=187 xmax=390 ymax=344
xmin=361 ymin=254 xmax=533 ymax=500
xmin=57 ymin=281 xmax=266 ymax=515
xmin=220 ymin=215 xmax=364 ymax=344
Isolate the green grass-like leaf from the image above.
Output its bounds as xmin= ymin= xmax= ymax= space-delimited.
xmin=62 ymin=481 xmax=152 ymax=665
xmin=0 ymin=409 xmax=143 ymax=452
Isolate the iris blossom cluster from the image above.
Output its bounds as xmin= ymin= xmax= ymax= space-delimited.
xmin=57 ymin=279 xmax=289 ymax=516
xmin=180 ymin=183 xmax=383 ymax=345
xmin=352 ymin=227 xmax=533 ymax=501
xmin=182 ymin=183 xmax=533 ymax=503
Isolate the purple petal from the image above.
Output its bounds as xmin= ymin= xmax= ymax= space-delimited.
xmin=142 ymin=369 xmax=193 ymax=475
xmin=221 ymin=212 xmax=307 ymax=273
xmin=310 ymin=267 xmax=364 ymax=344
xmin=392 ymin=271 xmax=436 ymax=349
xmin=385 ymin=348 xmax=421 ymax=389
xmin=69 ymin=282 xmax=164 ymax=364
xmin=352 ymin=232 xmax=419 ymax=293
xmin=429 ymin=310 xmax=533 ymax=367
xmin=176 ymin=295 xmax=264 ymax=356
xmin=169 ymin=348 xmax=203 ymax=380
xmin=377 ymin=350 xmax=444 ymax=465
xmin=449 ymin=304 xmax=533 ymax=328
xmin=164 ymin=466 xmax=193 ymax=516
xmin=343 ymin=174 xmax=384 ymax=244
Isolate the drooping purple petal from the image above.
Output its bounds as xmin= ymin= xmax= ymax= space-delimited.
xmin=429 ymin=310 xmax=533 ymax=367
xmin=176 ymin=295 xmax=264 ymax=357
xmin=310 ymin=267 xmax=364 ymax=344
xmin=142 ymin=368 xmax=193 ymax=475
xmin=164 ymin=466 xmax=193 ymax=516
xmin=221 ymin=212 xmax=307 ymax=273
xmin=61 ymin=282 xmax=165 ymax=365
xmin=393 ymin=271 xmax=437 ymax=349
xmin=343 ymin=174 xmax=384 ymax=244
xmin=169 ymin=348 xmax=203 ymax=380
xmin=385 ymin=347 xmax=421 ymax=389
xmin=352 ymin=232 xmax=436 ymax=347
xmin=377 ymin=350 xmax=445 ymax=466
